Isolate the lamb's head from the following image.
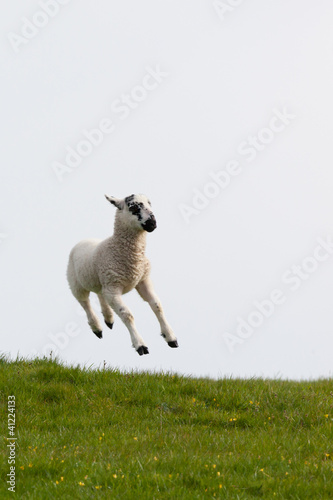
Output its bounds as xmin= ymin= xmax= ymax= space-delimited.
xmin=105 ymin=194 xmax=157 ymax=232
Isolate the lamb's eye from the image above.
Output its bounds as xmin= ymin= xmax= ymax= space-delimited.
xmin=130 ymin=206 xmax=140 ymax=215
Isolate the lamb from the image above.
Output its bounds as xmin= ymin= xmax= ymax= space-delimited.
xmin=66 ymin=194 xmax=179 ymax=355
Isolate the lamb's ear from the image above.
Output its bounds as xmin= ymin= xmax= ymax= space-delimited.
xmin=105 ymin=195 xmax=124 ymax=210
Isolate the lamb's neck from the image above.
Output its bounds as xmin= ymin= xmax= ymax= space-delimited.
xmin=112 ymin=221 xmax=147 ymax=259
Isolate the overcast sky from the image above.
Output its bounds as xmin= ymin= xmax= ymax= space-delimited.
xmin=1 ymin=0 xmax=333 ymax=379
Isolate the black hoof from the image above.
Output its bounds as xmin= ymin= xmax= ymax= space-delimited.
xmin=168 ymin=340 xmax=179 ymax=348
xmin=93 ymin=330 xmax=103 ymax=339
xmin=104 ymin=320 xmax=114 ymax=330
xmin=137 ymin=346 xmax=149 ymax=356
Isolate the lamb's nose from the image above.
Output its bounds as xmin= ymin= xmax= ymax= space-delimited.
xmin=148 ymin=216 xmax=157 ymax=228
xmin=143 ymin=216 xmax=157 ymax=232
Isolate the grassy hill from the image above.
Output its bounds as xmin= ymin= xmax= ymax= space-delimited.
xmin=1 ymin=356 xmax=333 ymax=499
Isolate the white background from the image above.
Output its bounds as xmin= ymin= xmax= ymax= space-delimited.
xmin=1 ymin=0 xmax=333 ymax=379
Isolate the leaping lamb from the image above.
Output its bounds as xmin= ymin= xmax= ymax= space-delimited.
xmin=66 ymin=194 xmax=179 ymax=355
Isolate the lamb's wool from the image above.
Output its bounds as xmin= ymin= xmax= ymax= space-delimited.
xmin=67 ymin=194 xmax=178 ymax=355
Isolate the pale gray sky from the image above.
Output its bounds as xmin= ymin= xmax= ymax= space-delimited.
xmin=1 ymin=0 xmax=333 ymax=379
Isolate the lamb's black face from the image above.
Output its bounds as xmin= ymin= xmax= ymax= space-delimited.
xmin=125 ymin=194 xmax=157 ymax=232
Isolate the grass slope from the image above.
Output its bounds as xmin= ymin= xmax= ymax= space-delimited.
xmin=1 ymin=357 xmax=333 ymax=499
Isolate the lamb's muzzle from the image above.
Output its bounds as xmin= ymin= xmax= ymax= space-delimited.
xmin=142 ymin=215 xmax=157 ymax=232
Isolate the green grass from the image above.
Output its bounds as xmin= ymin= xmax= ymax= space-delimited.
xmin=1 ymin=356 xmax=333 ymax=499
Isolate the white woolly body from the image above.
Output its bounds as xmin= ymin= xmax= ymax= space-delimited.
xmin=67 ymin=231 xmax=150 ymax=297
xmin=66 ymin=194 xmax=178 ymax=354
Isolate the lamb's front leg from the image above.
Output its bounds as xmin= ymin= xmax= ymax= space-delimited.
xmin=136 ymin=278 xmax=179 ymax=348
xmin=103 ymin=288 xmax=149 ymax=356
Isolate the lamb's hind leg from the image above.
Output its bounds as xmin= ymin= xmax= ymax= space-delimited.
xmin=67 ymin=252 xmax=103 ymax=338
xmin=78 ymin=293 xmax=103 ymax=339
xmin=98 ymin=293 xmax=115 ymax=330
xmin=136 ymin=278 xmax=178 ymax=348
xmin=103 ymin=289 xmax=149 ymax=355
